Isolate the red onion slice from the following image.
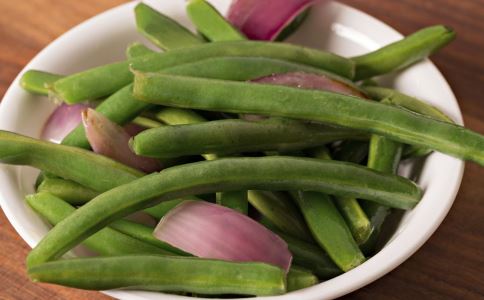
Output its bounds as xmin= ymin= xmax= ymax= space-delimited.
xmin=154 ymin=201 xmax=292 ymax=272
xmin=41 ymin=103 xmax=89 ymax=143
xmin=82 ymin=108 xmax=161 ymax=173
xmin=227 ymin=0 xmax=323 ymax=40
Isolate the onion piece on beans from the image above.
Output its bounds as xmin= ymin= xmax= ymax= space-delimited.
xmin=154 ymin=200 xmax=292 ymax=272
xmin=41 ymin=103 xmax=90 ymax=143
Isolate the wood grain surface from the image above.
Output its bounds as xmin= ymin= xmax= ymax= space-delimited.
xmin=0 ymin=1 xmax=482 ymax=299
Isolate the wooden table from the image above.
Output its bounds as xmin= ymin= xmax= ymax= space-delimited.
xmin=0 ymin=1 xmax=482 ymax=299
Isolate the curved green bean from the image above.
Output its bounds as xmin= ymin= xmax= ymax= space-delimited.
xmin=37 ymin=178 xmax=99 ymax=205
xmin=131 ymin=118 xmax=364 ymax=158
xmin=292 ymin=191 xmax=365 ymax=272
xmin=353 ymin=25 xmax=456 ymax=80
xmin=28 ymin=255 xmax=286 ymax=296
xmin=20 ymin=70 xmax=63 ymax=96
xmin=360 ymin=135 xmax=403 ymax=255
xmin=26 ymin=192 xmax=172 ymax=256
xmin=248 ymin=190 xmax=313 ymax=242
xmin=26 ymin=156 xmax=421 ymax=267
xmin=54 ymin=41 xmax=354 ymax=103
xmin=126 ymin=42 xmax=156 ymax=59
xmin=133 ymin=73 xmax=484 ymax=165
xmin=135 ymin=3 xmax=204 ymax=50
xmin=0 ymin=131 xmax=142 ymax=192
xmin=186 ymin=0 xmax=246 ymax=42
xmin=108 ymin=220 xmax=188 ymax=256
xmin=156 ymin=107 xmax=207 ymax=125
xmin=287 ymin=266 xmax=319 ymax=292
xmin=309 ymin=146 xmax=372 ymax=245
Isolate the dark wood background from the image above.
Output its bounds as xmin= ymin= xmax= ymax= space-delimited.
xmin=0 ymin=0 xmax=482 ymax=299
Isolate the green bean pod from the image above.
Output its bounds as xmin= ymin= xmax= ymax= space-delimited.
xmin=28 ymin=255 xmax=286 ymax=296
xmin=186 ymin=0 xmax=246 ymax=42
xmin=108 ymin=220 xmax=188 ymax=256
xmin=216 ymin=191 xmax=248 ymax=214
xmin=54 ymin=41 xmax=354 ymax=103
xmin=287 ymin=266 xmax=319 ymax=292
xmin=133 ymin=73 xmax=484 ymax=165
xmin=274 ymin=231 xmax=341 ymax=279
xmin=20 ymin=70 xmax=63 ymax=95
xmin=0 ymin=131 xmax=142 ymax=192
xmin=309 ymin=146 xmax=372 ymax=245
xmin=248 ymin=190 xmax=313 ymax=242
xmin=292 ymin=191 xmax=365 ymax=271
xmin=26 ymin=156 xmax=421 ymax=267
xmin=126 ymin=42 xmax=156 ymax=59
xmin=353 ymin=25 xmax=456 ymax=80
xmin=360 ymin=135 xmax=403 ymax=254
xmin=135 ymin=3 xmax=204 ymax=50
xmin=26 ymin=192 xmax=171 ymax=256
xmin=37 ymin=178 xmax=99 ymax=205
xmin=132 ymin=116 xmax=163 ymax=129
xmin=364 ymin=86 xmax=455 ymax=157
xmin=131 ymin=118 xmax=364 ymax=158
xmin=156 ymin=107 xmax=207 ymax=125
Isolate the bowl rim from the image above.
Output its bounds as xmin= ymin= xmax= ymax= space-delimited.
xmin=0 ymin=1 xmax=464 ymax=300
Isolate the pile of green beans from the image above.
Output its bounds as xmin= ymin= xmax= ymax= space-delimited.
xmin=11 ymin=0 xmax=481 ymax=297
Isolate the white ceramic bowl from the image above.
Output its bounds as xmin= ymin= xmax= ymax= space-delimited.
xmin=0 ymin=1 xmax=464 ymax=299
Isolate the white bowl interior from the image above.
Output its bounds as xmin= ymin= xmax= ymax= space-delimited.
xmin=0 ymin=1 xmax=464 ymax=299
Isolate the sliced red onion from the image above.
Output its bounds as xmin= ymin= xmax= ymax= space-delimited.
xmin=82 ymin=108 xmax=161 ymax=173
xmin=154 ymin=201 xmax=292 ymax=272
xmin=227 ymin=0 xmax=323 ymax=40
xmin=41 ymin=103 xmax=89 ymax=143
xmin=252 ymin=71 xmax=367 ymax=97
xmin=123 ymin=123 xmax=147 ymax=136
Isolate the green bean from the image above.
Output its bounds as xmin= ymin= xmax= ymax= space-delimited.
xmin=20 ymin=70 xmax=63 ymax=96
xmin=364 ymin=86 xmax=455 ymax=157
xmin=131 ymin=118 xmax=364 ymax=158
xmin=248 ymin=190 xmax=313 ymax=242
xmin=37 ymin=176 xmax=199 ymax=219
xmin=126 ymin=42 xmax=156 ymax=59
xmin=28 ymin=255 xmax=286 ymax=296
xmin=292 ymin=191 xmax=365 ymax=271
xmin=61 ymin=57 xmax=354 ymax=148
xmin=37 ymin=178 xmax=99 ymax=205
xmin=133 ymin=73 xmax=484 ymax=165
xmin=108 ymin=220 xmax=188 ymax=256
xmin=186 ymin=0 xmax=246 ymax=42
xmin=360 ymin=135 xmax=403 ymax=255
xmin=353 ymin=25 xmax=456 ymax=80
xmin=287 ymin=266 xmax=319 ymax=292
xmin=131 ymin=41 xmax=355 ymax=78
xmin=214 ymin=191 xmax=246 ymax=214
xmin=156 ymin=107 xmax=207 ymax=125
xmin=364 ymin=86 xmax=454 ymax=123
xmin=272 ymin=230 xmax=341 ymax=279
xmin=0 ymin=131 xmax=142 ymax=192
xmin=135 ymin=3 xmax=204 ymax=50
xmin=26 ymin=192 xmax=171 ymax=256
xmin=26 ymin=157 xmax=420 ymax=268
xmin=132 ymin=116 xmax=163 ymax=129
xmin=309 ymin=146 xmax=372 ymax=245
xmin=55 ymin=41 xmax=355 ymax=103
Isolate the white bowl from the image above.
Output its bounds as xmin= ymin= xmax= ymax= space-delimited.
xmin=0 ymin=1 xmax=464 ymax=299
